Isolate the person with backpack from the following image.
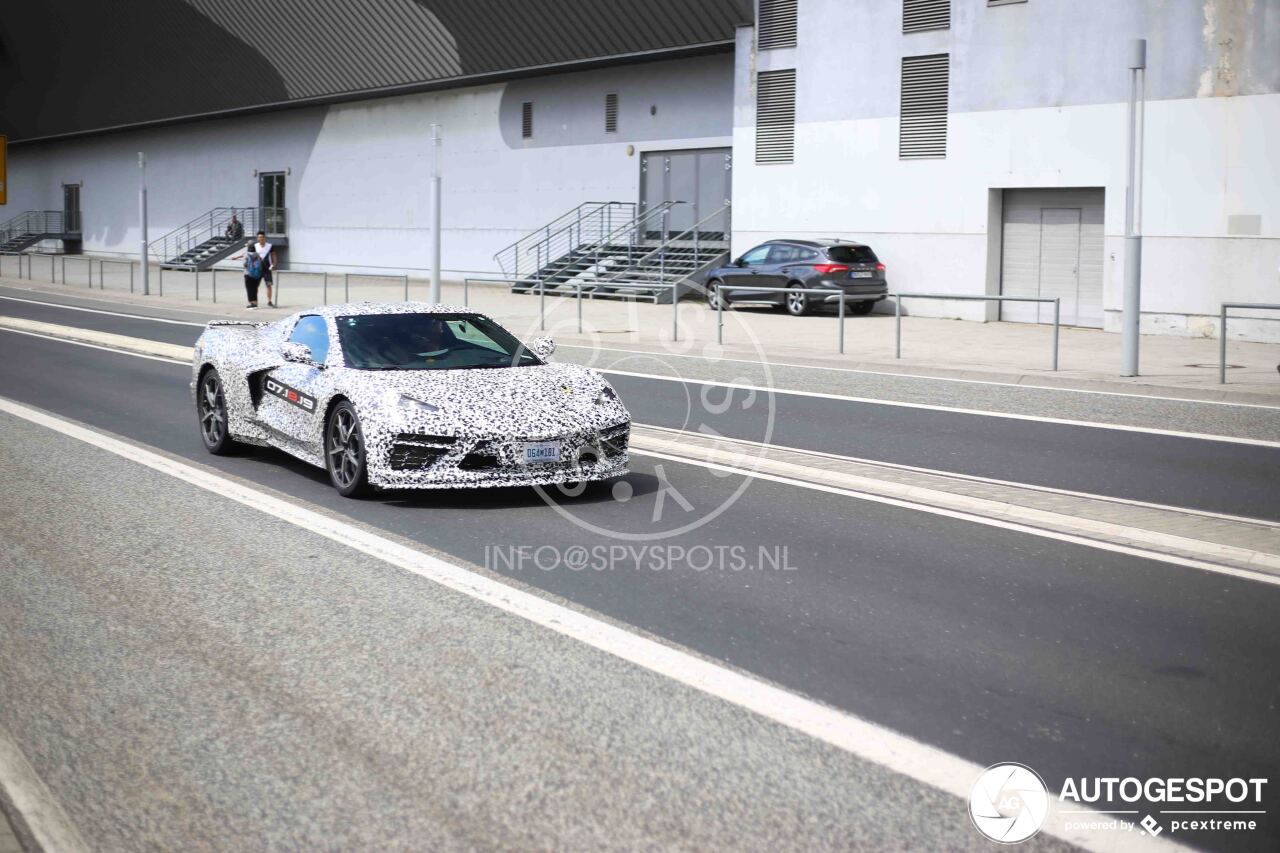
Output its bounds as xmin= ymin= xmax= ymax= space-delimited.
xmin=250 ymin=230 xmax=277 ymax=308
xmin=243 ymin=240 xmax=266 ymax=308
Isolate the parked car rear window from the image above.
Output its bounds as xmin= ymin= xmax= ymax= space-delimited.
xmin=827 ymin=245 xmax=878 ymax=263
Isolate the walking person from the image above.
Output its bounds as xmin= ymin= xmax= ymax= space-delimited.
xmin=250 ymin=230 xmax=278 ymax=308
xmin=243 ymin=241 xmax=265 ymax=308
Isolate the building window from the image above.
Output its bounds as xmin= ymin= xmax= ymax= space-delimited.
xmin=755 ymin=69 xmax=796 ymax=164
xmin=757 ymin=0 xmax=798 ymax=49
xmin=605 ymin=93 xmax=618 ymax=133
xmin=521 ymin=101 xmax=533 ymax=139
xmin=899 ymin=53 xmax=949 ymax=159
xmin=903 ymin=0 xmax=950 ymax=32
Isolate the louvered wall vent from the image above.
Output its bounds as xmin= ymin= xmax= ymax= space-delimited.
xmin=605 ymin=93 xmax=618 ymax=133
xmin=758 ymin=0 xmax=798 ymax=49
xmin=903 ymin=0 xmax=950 ymax=32
xmin=521 ymin=101 xmax=533 ymax=138
xmin=899 ymin=54 xmax=949 ymax=159
xmin=756 ymin=68 xmax=796 ymax=164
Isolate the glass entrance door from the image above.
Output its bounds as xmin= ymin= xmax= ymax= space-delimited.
xmin=62 ymin=184 xmax=82 ymax=233
xmin=258 ymin=172 xmax=286 ymax=235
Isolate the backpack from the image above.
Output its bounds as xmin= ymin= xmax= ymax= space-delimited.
xmin=247 ymin=252 xmax=263 ymax=279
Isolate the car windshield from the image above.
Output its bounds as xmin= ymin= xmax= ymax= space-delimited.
xmin=336 ymin=313 xmax=543 ymax=371
xmin=827 ymin=245 xmax=878 ymax=263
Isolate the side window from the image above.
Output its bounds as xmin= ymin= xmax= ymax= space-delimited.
xmin=288 ymin=315 xmax=330 ymax=364
xmin=741 ymin=245 xmax=771 ymax=266
xmin=767 ymin=244 xmax=798 ymax=264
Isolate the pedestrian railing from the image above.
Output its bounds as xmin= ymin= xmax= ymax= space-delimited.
xmin=714 ymin=286 xmax=854 ymax=353
xmin=338 ymin=272 xmax=410 ymax=303
xmin=1219 ymin=302 xmax=1280 ymax=384
xmin=894 ymin=293 xmax=1061 ymax=371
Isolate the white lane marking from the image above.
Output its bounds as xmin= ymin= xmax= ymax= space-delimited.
xmin=636 ymin=423 xmax=1280 ymax=531
xmin=630 ymin=447 xmax=1280 ymax=587
xmin=0 ymin=396 xmax=1176 ymax=853
xmin=0 ymin=326 xmax=190 ymax=365
xmin=598 ymin=367 xmax=1280 ymax=449
xmin=558 ymin=342 xmax=1280 ymax=411
xmin=0 ymin=294 xmax=208 ymax=327
xmin=0 ymin=724 xmax=90 ymax=853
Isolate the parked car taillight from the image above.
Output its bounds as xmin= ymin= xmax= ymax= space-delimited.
xmin=813 ymin=263 xmax=849 ymax=275
xmin=875 ymin=263 xmax=886 ymax=272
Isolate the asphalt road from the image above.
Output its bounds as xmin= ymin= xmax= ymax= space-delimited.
xmin=4 ymin=292 xmax=1279 ymax=521
xmin=2 ymin=323 xmax=1280 ymax=850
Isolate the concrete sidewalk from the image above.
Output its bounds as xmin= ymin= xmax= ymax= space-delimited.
xmin=2 ymin=269 xmax=1278 ymax=406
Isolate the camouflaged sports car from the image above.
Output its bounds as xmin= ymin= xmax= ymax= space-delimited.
xmin=191 ymin=303 xmax=630 ymax=496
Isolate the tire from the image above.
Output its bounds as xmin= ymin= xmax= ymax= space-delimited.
xmin=197 ymin=368 xmax=240 ymax=455
xmin=325 ymin=400 xmax=371 ymax=497
xmin=785 ymin=283 xmax=810 ymax=317
xmin=706 ymin=280 xmax=724 ymax=311
xmin=851 ymin=300 xmax=876 ymax=316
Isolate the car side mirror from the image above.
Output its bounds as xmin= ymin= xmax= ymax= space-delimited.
xmin=528 ymin=336 xmax=556 ymax=358
xmin=282 ymin=342 xmax=312 ymax=364
xmin=734 ymin=257 xmax=746 ymax=267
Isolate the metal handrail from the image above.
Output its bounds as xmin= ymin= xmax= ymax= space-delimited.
xmin=149 ymin=206 xmax=287 ymax=269
xmin=714 ymin=286 xmax=852 ymax=353
xmin=530 ymin=201 xmax=686 ymax=291
xmin=1219 ymin=302 xmax=1280 ymax=384
xmin=599 ymin=202 xmax=731 ymax=286
xmin=494 ymin=201 xmax=633 ymax=279
xmin=521 ymin=201 xmax=641 ymax=278
xmin=0 ymin=210 xmax=65 ymax=245
xmin=893 ymin=293 xmax=1061 ymax=370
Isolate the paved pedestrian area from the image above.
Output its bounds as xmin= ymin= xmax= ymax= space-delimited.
xmin=2 ymin=267 xmax=1278 ymax=405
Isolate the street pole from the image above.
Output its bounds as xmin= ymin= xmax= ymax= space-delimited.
xmin=429 ymin=124 xmax=442 ymax=303
xmin=138 ymin=152 xmax=150 ymax=296
xmin=1121 ymin=39 xmax=1146 ymax=376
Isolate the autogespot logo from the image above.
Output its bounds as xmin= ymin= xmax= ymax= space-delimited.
xmin=970 ymin=763 xmax=1050 ymax=844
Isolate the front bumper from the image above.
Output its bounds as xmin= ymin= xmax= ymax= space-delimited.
xmin=367 ymin=422 xmax=631 ymax=489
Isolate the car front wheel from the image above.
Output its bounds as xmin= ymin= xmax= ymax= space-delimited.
xmin=785 ymin=284 xmax=809 ymax=316
xmin=326 ymin=401 xmax=371 ymax=497
xmin=197 ymin=368 xmax=239 ymax=455
xmin=706 ymin=280 xmax=724 ymax=311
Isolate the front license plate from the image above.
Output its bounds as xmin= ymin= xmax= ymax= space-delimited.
xmin=521 ymin=441 xmax=562 ymax=464
xmin=850 ymin=271 xmax=873 ymax=278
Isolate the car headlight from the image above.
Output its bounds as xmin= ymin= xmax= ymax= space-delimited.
xmin=398 ymin=394 xmax=440 ymax=414
xmin=595 ymin=386 xmax=618 ymax=406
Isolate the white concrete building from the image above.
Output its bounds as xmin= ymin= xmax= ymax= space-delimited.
xmin=2 ymin=0 xmax=1277 ymax=339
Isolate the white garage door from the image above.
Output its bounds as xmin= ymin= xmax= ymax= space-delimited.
xmin=1000 ymin=188 xmax=1104 ymax=327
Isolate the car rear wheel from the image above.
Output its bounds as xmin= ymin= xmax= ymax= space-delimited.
xmin=785 ymin=284 xmax=809 ymax=316
xmin=197 ymin=368 xmax=239 ymax=455
xmin=851 ymin=300 xmax=876 ymax=316
xmin=706 ymin=280 xmax=724 ymax=311
xmin=326 ymin=401 xmax=371 ymax=497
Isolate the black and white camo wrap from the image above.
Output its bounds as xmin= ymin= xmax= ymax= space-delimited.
xmin=191 ymin=302 xmax=630 ymax=489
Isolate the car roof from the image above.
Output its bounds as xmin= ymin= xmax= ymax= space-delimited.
xmin=767 ymin=239 xmax=869 ymax=249
xmin=289 ymin=302 xmax=479 ymax=320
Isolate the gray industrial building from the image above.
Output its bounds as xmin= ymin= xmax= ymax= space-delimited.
xmin=2 ymin=0 xmax=1277 ymax=339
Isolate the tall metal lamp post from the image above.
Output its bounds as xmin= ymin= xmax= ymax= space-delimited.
xmin=138 ymin=152 xmax=150 ymax=296
xmin=429 ymin=124 xmax=442 ymax=303
xmin=1121 ymin=39 xmax=1146 ymax=376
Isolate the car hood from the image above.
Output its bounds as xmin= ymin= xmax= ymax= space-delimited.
xmin=344 ymin=362 xmax=628 ymax=437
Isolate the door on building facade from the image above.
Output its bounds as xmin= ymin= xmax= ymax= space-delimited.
xmin=639 ymin=148 xmax=731 ymax=241
xmin=62 ymin=184 xmax=81 ymax=232
xmin=999 ymin=188 xmax=1104 ymax=327
xmin=259 ymin=172 xmax=286 ymax=235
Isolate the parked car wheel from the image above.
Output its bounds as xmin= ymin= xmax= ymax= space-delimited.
xmin=851 ymin=300 xmax=876 ymax=316
xmin=325 ymin=400 xmax=371 ymax=497
xmin=706 ymin=280 xmax=724 ymax=311
xmin=785 ymin=284 xmax=810 ymax=316
xmin=196 ymin=368 xmax=240 ymax=455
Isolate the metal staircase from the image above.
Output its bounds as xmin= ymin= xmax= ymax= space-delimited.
xmin=151 ymin=206 xmax=286 ymax=271
xmin=0 ymin=210 xmax=78 ymax=252
xmin=497 ymin=201 xmax=730 ymax=304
